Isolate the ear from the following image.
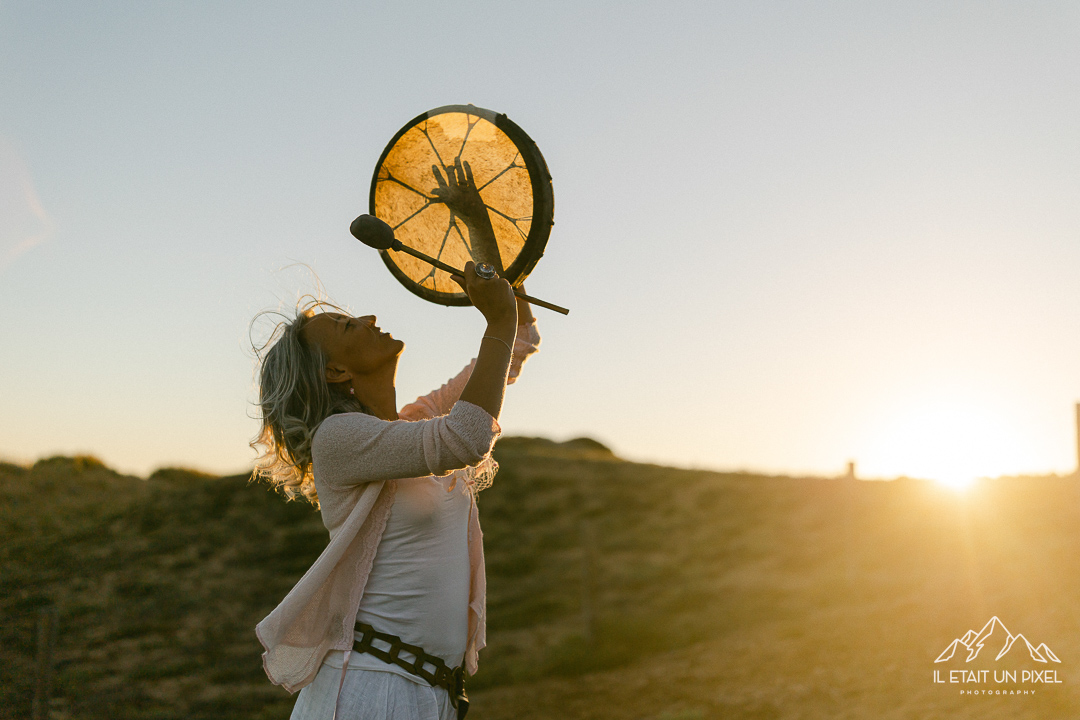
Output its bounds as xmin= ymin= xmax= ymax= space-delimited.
xmin=324 ymin=362 xmax=352 ymax=385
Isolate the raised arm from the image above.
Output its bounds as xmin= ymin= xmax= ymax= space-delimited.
xmin=453 ymin=262 xmax=517 ymax=420
xmin=400 ymin=311 xmax=540 ymax=420
xmin=312 ymin=400 xmax=500 ymax=486
xmin=314 ymin=262 xmax=516 ymax=488
xmin=505 ymin=279 xmax=541 ymax=385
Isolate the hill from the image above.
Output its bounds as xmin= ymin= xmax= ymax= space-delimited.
xmin=2 ymin=443 xmax=1079 ymax=719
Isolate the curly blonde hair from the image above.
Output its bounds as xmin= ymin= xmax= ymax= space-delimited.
xmin=250 ymin=298 xmax=369 ymax=508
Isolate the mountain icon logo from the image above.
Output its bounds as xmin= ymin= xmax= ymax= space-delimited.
xmin=935 ymin=617 xmax=1061 ymax=664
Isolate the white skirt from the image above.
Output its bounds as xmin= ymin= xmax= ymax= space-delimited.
xmin=289 ymin=662 xmax=457 ymax=720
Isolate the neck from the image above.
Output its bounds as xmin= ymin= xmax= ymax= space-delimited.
xmin=353 ymin=362 xmax=399 ymax=421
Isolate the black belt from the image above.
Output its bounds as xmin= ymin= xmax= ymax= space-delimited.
xmin=353 ymin=621 xmax=469 ymax=719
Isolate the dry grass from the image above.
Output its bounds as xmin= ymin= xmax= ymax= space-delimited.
xmin=2 ymin=445 xmax=1078 ymax=719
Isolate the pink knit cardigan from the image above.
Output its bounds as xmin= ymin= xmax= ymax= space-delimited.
xmin=256 ymin=320 xmax=541 ymax=695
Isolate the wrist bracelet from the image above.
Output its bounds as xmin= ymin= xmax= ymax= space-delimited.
xmin=482 ymin=335 xmax=513 ymax=355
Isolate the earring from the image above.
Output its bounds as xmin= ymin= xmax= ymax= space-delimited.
xmin=349 ymin=387 xmax=355 ymax=395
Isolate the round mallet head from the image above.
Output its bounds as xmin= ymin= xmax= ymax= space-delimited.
xmin=350 ymin=214 xmax=397 ymax=251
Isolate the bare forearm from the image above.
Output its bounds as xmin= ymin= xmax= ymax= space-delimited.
xmin=450 ymin=257 xmax=519 ymax=420
xmin=458 ymin=318 xmax=517 ymax=420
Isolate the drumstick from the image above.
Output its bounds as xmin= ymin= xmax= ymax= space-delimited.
xmin=350 ymin=214 xmax=570 ymax=315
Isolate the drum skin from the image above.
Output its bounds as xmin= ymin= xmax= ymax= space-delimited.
xmin=370 ymin=105 xmax=554 ymax=306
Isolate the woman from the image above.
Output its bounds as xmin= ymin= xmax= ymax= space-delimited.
xmin=252 ymin=261 xmax=540 ymax=720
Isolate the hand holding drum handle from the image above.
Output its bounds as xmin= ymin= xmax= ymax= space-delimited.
xmin=350 ymin=214 xmax=570 ymax=315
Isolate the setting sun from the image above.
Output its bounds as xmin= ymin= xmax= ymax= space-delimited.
xmin=861 ymin=397 xmax=1034 ymax=488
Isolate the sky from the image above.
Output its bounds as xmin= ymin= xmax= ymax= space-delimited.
xmin=1 ymin=1 xmax=1078 ymax=482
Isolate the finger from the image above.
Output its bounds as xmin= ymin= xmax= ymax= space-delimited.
xmin=462 ymin=160 xmax=475 ymax=187
xmin=450 ymin=274 xmax=466 ymax=289
xmin=452 ymin=157 xmax=465 ymax=186
xmin=431 ymin=164 xmax=447 ymax=189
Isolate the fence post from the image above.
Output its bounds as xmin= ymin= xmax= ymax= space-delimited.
xmin=32 ymin=606 xmax=57 ymax=720
xmin=580 ymin=518 xmax=595 ymax=644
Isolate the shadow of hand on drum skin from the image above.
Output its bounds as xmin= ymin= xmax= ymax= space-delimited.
xmin=430 ymin=157 xmax=504 ymax=273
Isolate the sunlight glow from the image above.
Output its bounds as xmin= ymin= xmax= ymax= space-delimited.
xmin=861 ymin=397 xmax=1033 ymax=488
xmin=933 ymin=472 xmax=979 ymax=492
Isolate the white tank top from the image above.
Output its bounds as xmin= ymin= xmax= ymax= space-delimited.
xmin=323 ymin=474 xmax=473 ymax=683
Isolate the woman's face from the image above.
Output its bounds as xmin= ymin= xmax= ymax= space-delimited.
xmin=301 ymin=312 xmax=404 ymax=377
